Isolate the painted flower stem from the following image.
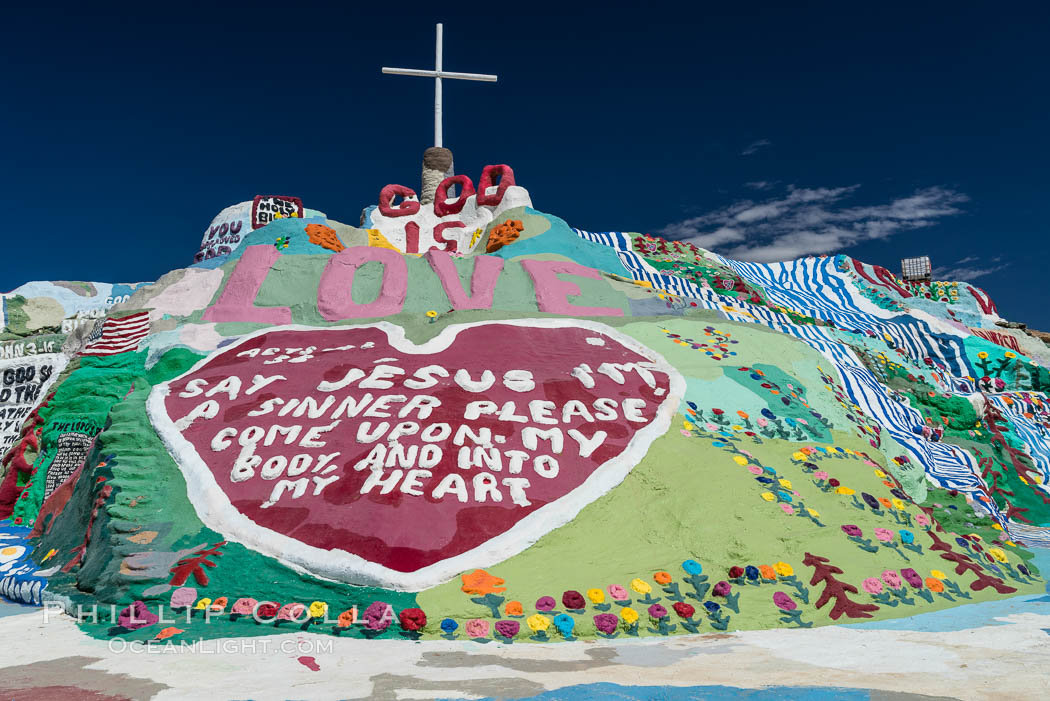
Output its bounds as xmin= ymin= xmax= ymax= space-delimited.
xmin=723 ymin=591 xmax=741 ymax=613
xmin=636 ymin=594 xmax=661 ymax=605
xmin=777 ymin=608 xmax=813 ymax=628
xmin=529 ymin=630 xmax=549 ymax=642
xmin=596 ymin=631 xmax=620 ymax=639
xmin=662 ymin=583 xmax=685 ymax=602
xmin=888 ymin=588 xmax=915 ymax=606
xmin=706 ymin=611 xmax=730 ymax=631
xmin=848 ymin=535 xmax=880 ymax=553
xmin=850 ymin=496 xmax=866 ymax=510
xmin=679 ymin=618 xmax=701 ymax=634
xmin=470 ymin=594 xmax=505 ymax=618
xmin=623 ymin=622 xmax=639 ymax=637
xmin=882 ymin=542 xmax=910 ymax=561
xmin=915 ymin=588 xmax=934 ymax=604
xmin=647 ymin=619 xmax=678 ymax=636
xmin=593 ymin=602 xmax=611 ymax=612
xmin=440 ymin=631 xmax=458 ymax=641
xmin=870 ymin=592 xmax=899 ymax=607
xmin=902 ymin=543 xmax=925 ymax=556
xmin=683 ymin=574 xmax=711 ymax=601
xmin=943 ymin=579 xmax=972 ymax=600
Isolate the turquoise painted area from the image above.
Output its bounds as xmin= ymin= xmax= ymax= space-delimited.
xmin=495 ymin=209 xmax=629 ymax=276
xmin=191 ymin=216 xmax=331 ymax=270
xmin=473 ymin=683 xmax=875 ymax=700
xmin=843 ymin=548 xmax=1050 ymax=633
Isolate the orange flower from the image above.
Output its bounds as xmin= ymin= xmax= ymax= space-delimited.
xmin=504 ymin=601 xmax=523 ymax=616
xmin=736 ymin=410 xmax=749 ymax=420
xmin=654 ymin=571 xmax=672 ymax=585
xmin=304 ymin=223 xmax=346 ymax=252
xmin=337 ymin=609 xmax=357 ymax=627
xmin=925 ymin=578 xmax=945 ymax=593
xmin=154 ymin=627 xmax=183 ymax=640
xmin=460 ymin=568 xmax=506 ymax=595
xmin=759 ymin=565 xmax=777 ymax=580
xmin=881 ymin=481 xmax=894 ymax=488
xmin=878 ymin=497 xmax=892 ymax=509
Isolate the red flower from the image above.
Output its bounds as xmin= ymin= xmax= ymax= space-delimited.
xmin=728 ymin=566 xmax=744 ymax=578
xmin=828 ymin=478 xmax=841 ymax=487
xmin=712 ymin=408 xmax=724 ymax=415
xmin=672 ymin=601 xmax=695 ymax=619
xmin=399 ymin=607 xmax=427 ymax=632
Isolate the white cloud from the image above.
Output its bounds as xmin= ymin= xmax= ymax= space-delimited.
xmin=933 ymin=256 xmax=1008 ymax=281
xmin=660 ymin=184 xmax=968 ymax=263
xmin=741 ymin=139 xmax=771 ymax=156
xmin=744 ymin=181 xmax=773 ymax=190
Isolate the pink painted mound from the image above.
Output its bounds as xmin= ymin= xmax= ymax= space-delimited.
xmin=152 ymin=321 xmax=679 ymax=588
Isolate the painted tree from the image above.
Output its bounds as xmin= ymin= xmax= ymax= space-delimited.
xmin=803 ymin=552 xmax=879 ymax=620
xmin=926 ymin=531 xmax=1017 ymax=595
xmin=169 ymin=541 xmax=227 ymax=586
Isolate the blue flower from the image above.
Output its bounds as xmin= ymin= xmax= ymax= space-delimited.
xmin=553 ymin=614 xmax=575 ymax=635
xmin=704 ymin=601 xmax=721 ymax=613
xmin=687 ymin=401 xmax=698 ymax=410
xmin=761 ymin=408 xmax=776 ymax=420
xmin=440 ymin=618 xmax=458 ymax=633
xmin=899 ymin=529 xmax=915 ymax=544
xmin=784 ymin=417 xmax=797 ymax=427
xmin=756 ymin=476 xmax=774 ymax=484
xmin=777 ymin=491 xmax=793 ymax=503
xmin=955 ymin=537 xmax=969 ymax=548
xmin=745 ymin=565 xmax=759 ymax=581
xmin=682 ymin=559 xmax=703 ymax=575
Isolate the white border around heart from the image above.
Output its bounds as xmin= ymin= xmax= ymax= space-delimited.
xmin=147 ymin=318 xmax=686 ymax=592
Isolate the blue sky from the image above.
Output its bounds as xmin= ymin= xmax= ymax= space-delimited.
xmin=2 ymin=2 xmax=1047 ymax=326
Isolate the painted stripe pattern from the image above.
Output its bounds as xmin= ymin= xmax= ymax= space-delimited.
xmin=81 ymin=311 xmax=150 ymax=356
xmin=571 ymin=228 xmax=1050 ymax=545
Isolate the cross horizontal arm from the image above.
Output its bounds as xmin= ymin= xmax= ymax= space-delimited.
xmin=382 ymin=67 xmax=497 ymax=82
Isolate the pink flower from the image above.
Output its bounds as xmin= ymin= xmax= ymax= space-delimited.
xmin=607 ymin=584 xmax=628 ymax=600
xmin=680 ymin=429 xmax=692 ymax=437
xmin=814 ymin=471 xmax=829 ymax=481
xmin=914 ymin=513 xmax=931 ymax=527
xmin=705 ymin=423 xmax=719 ymax=431
xmin=874 ymin=528 xmax=893 ymax=542
xmin=169 ymin=587 xmax=197 ymax=609
xmin=748 ymin=465 xmax=763 ymax=475
xmin=862 ymin=577 xmax=883 ymax=594
xmin=465 ymin=619 xmax=490 ymax=638
xmin=780 ymin=503 xmax=794 ymax=515
xmin=881 ymin=570 xmax=902 ymax=589
xmin=757 ymin=418 xmax=769 ymax=427
xmin=277 ymin=603 xmax=306 ymax=621
xmin=231 ymin=598 xmax=257 ymax=616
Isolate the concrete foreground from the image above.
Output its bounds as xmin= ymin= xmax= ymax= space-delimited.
xmin=1 ymin=594 xmax=1048 ymax=701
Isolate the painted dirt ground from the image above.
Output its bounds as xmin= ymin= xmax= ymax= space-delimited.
xmin=2 ymin=165 xmax=1050 ymax=698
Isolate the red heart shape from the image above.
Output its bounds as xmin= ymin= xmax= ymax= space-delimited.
xmin=149 ymin=320 xmax=683 ymax=590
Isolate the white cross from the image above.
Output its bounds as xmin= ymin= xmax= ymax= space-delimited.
xmin=382 ymin=23 xmax=497 ymax=148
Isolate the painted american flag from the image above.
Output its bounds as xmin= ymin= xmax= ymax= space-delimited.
xmin=80 ymin=311 xmax=150 ymax=356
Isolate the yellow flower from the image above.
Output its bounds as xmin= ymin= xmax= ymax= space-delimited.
xmin=587 ymin=588 xmax=605 ymax=604
xmin=891 ymin=498 xmax=905 ymax=510
xmin=1005 ymin=351 xmax=1016 ymax=359
xmin=630 ymin=578 xmax=652 ymax=595
xmin=930 ymin=569 xmax=947 ymax=580
xmin=683 ymin=421 xmax=693 ymax=431
xmin=620 ymin=607 xmax=639 ymax=624
xmin=791 ymin=452 xmax=807 ymax=461
xmin=760 ymin=492 xmax=776 ymax=502
xmin=967 ymin=533 xmax=982 ymax=542
xmin=778 ymin=479 xmax=793 ymax=490
xmin=773 ymin=561 xmax=794 ymax=577
xmin=309 ymin=601 xmax=328 ymax=619
xmin=873 ymin=469 xmax=886 ymax=478
xmin=992 ymin=523 xmax=1004 ymax=531
xmin=733 ymin=455 xmax=748 ymax=466
xmin=988 ymin=547 xmax=1008 ymax=563
xmin=425 ymin=310 xmax=438 ymax=318
xmin=807 ymin=508 xmax=820 ymax=517
xmin=835 ymin=486 xmax=855 ymax=496
xmin=977 ymin=351 xmax=988 ymax=360
xmin=526 ymin=614 xmax=550 ymax=632
xmin=194 ymin=598 xmax=212 ymax=610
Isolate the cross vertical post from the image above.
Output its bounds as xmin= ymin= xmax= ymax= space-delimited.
xmin=434 ymin=23 xmax=442 ymax=147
